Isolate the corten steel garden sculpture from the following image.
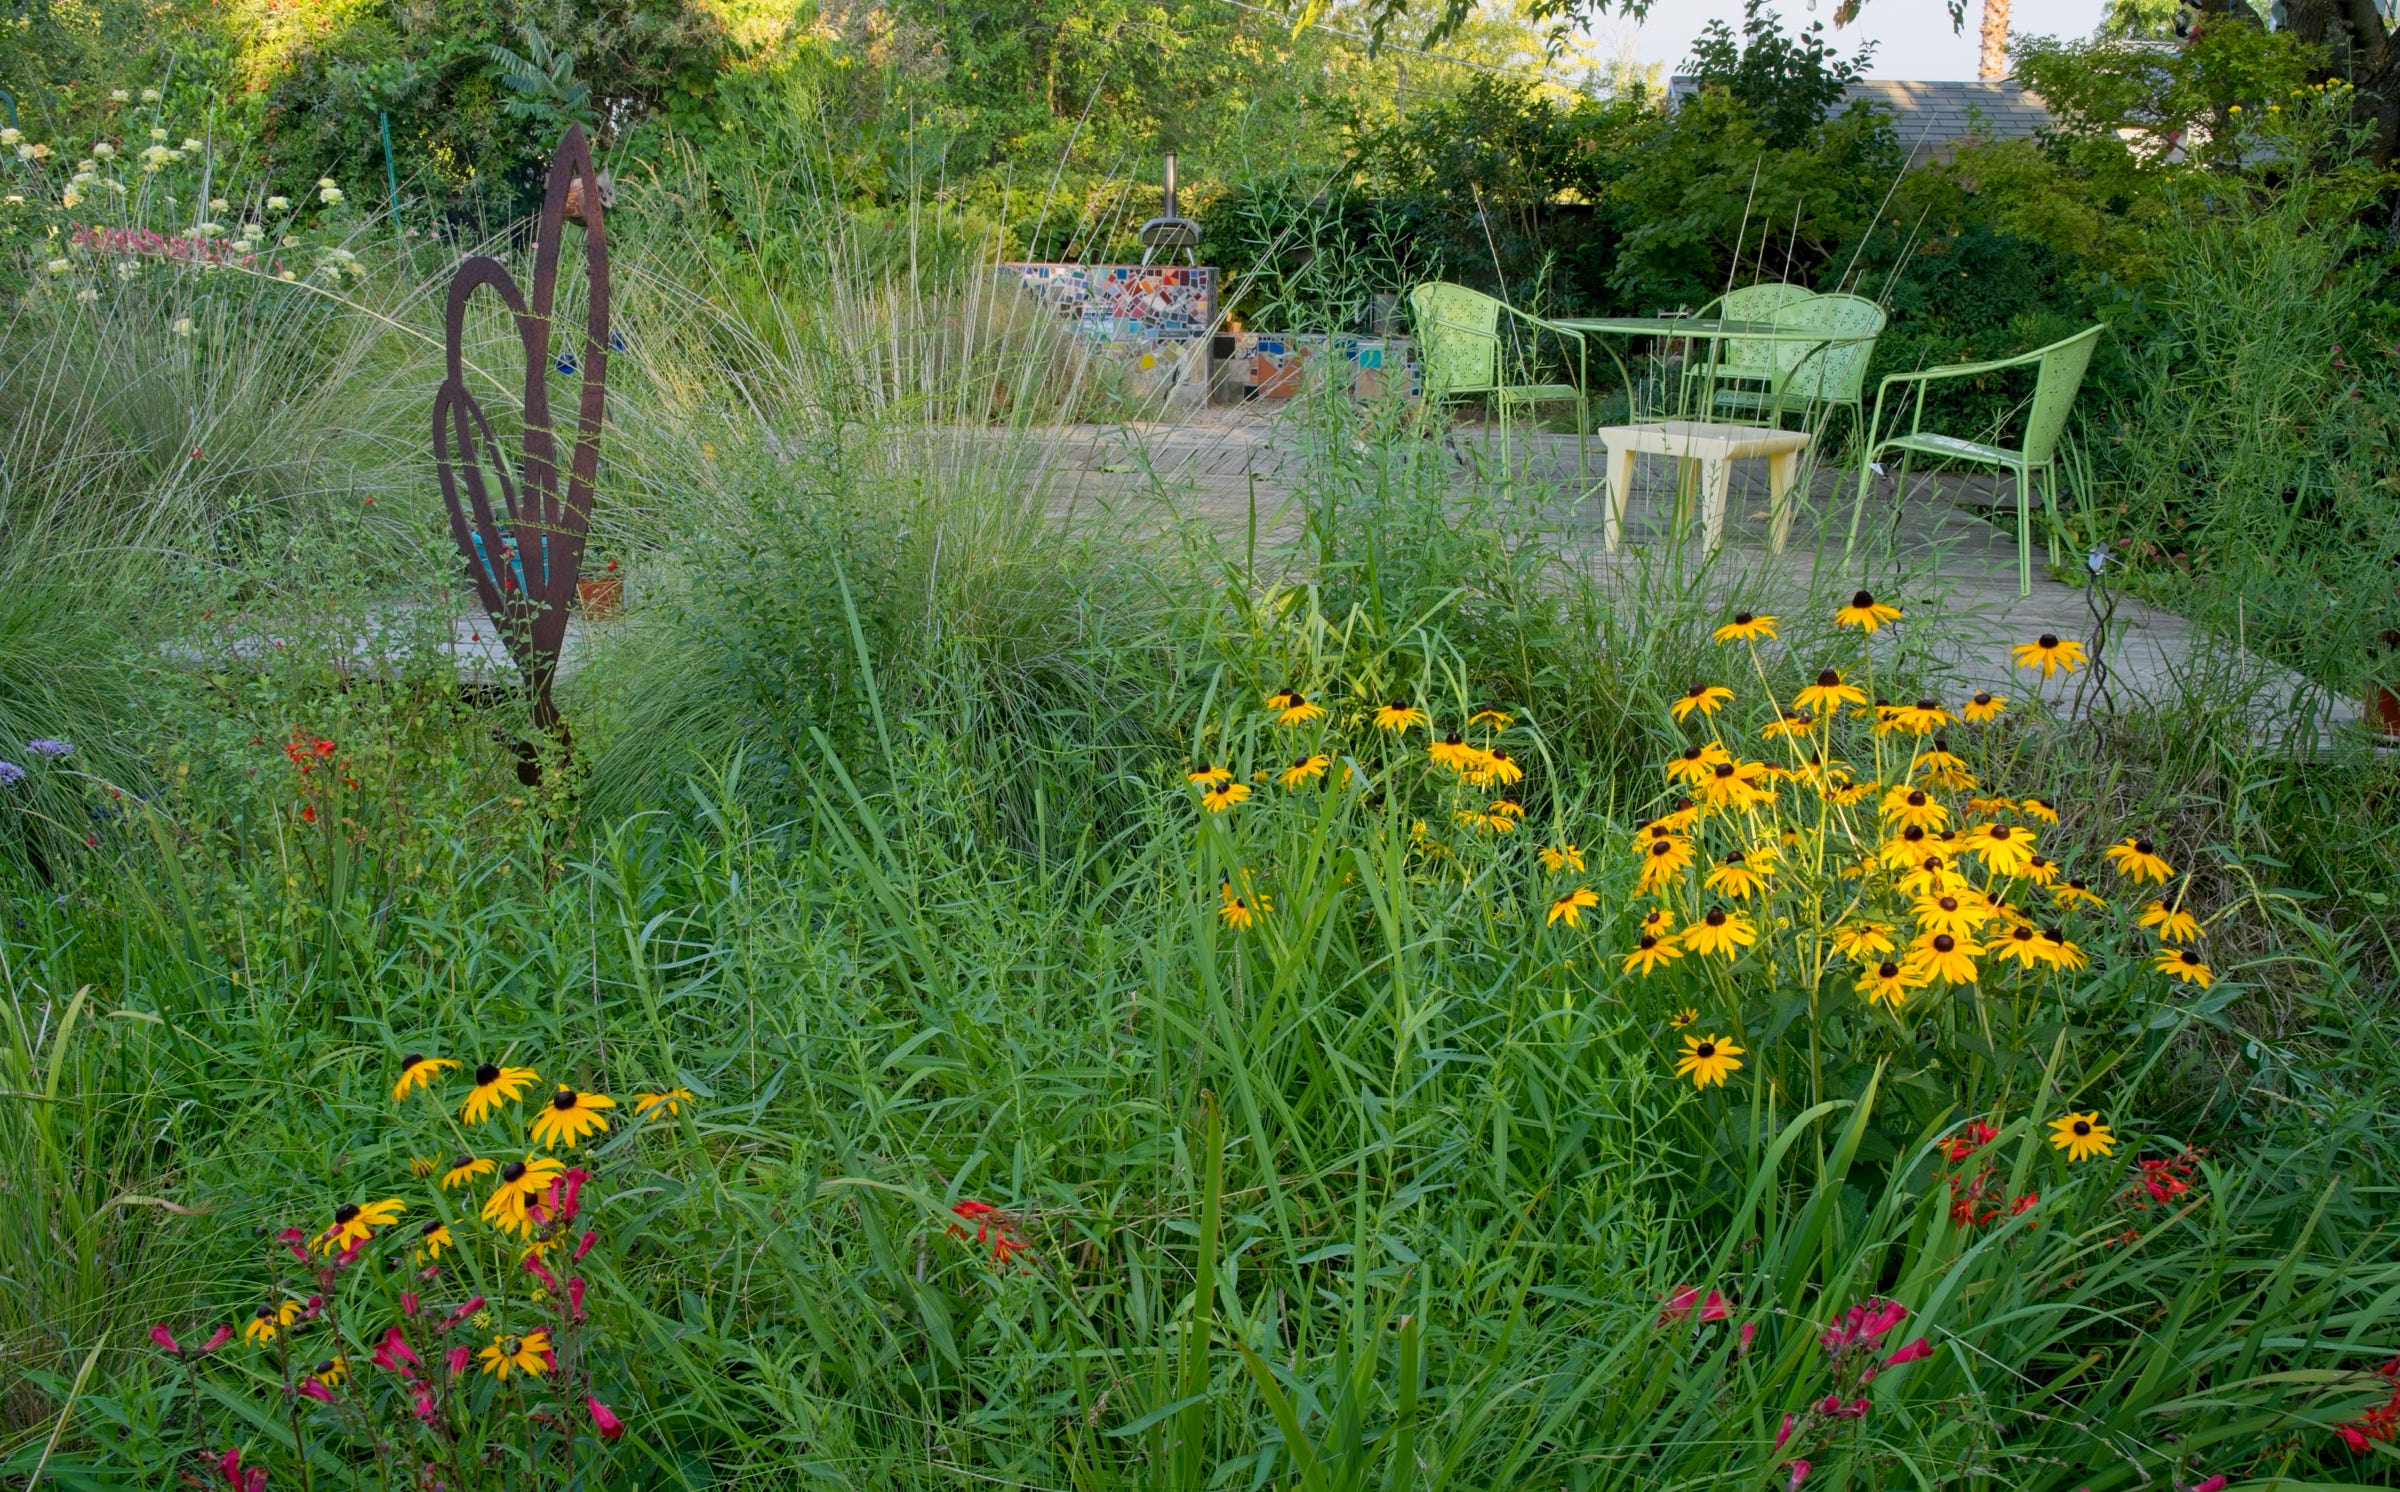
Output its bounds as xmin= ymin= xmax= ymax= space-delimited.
xmin=432 ymin=125 xmax=610 ymax=761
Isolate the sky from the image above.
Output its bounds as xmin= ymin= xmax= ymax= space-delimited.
xmin=1587 ymin=0 xmax=2109 ymax=80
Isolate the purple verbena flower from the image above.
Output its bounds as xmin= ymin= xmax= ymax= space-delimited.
xmin=24 ymin=739 xmax=71 ymax=757
xmin=0 ymin=762 xmax=23 ymax=787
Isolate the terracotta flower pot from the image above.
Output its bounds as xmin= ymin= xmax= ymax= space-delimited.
xmin=2367 ymin=683 xmax=2400 ymax=741
xmin=576 ymin=574 xmax=622 ymax=620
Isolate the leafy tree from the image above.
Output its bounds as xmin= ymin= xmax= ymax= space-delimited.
xmin=1687 ymin=0 xmax=1874 ymax=143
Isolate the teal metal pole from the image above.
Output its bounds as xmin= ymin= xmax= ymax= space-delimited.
xmin=380 ymin=110 xmax=399 ymax=217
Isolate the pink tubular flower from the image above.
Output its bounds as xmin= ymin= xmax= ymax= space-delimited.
xmin=588 ymin=1396 xmax=624 ymax=1440
xmin=1775 ymin=1413 xmax=1794 ymax=1450
xmin=200 ymin=1326 xmax=234 ymax=1354
xmin=217 ymin=1446 xmax=244 ymax=1489
xmin=411 ymin=1384 xmax=436 ymax=1423
xmin=1819 ymin=1297 xmax=1908 ymax=1356
xmin=1699 ymin=1291 xmax=1730 ymax=1322
xmin=568 ymin=1276 xmax=587 ymax=1322
xmin=574 ymin=1230 xmax=597 ymax=1262
xmin=301 ymin=1294 xmax=324 ymax=1321
xmin=444 ymin=1345 xmax=471 ymax=1377
xmin=524 ymin=1253 xmax=558 ymax=1292
xmin=399 ymin=1292 xmax=419 ymax=1317
xmin=2339 ymin=1424 xmax=2371 ymax=1453
xmin=1659 ymin=1285 xmax=1711 ymax=1324
xmin=440 ymin=1295 xmax=485 ymax=1332
xmin=277 ymin=1227 xmax=309 ymax=1263
xmin=372 ymin=1326 xmax=419 ymax=1377
xmin=151 ymin=1324 xmax=182 ymax=1355
xmin=1738 ymin=1321 xmax=1757 ymax=1356
xmin=297 ymin=1378 xmax=333 ymax=1404
xmin=1787 ymin=1459 xmax=1811 ymax=1490
xmin=1883 ymin=1337 xmax=1934 ymax=1369
xmin=2189 ymin=1477 xmax=2227 ymax=1492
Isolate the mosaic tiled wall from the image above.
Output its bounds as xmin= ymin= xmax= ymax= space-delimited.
xmin=1003 ymin=263 xmax=1217 ymax=339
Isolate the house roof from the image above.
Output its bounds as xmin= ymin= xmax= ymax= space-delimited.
xmin=1666 ymin=77 xmax=2054 ymax=165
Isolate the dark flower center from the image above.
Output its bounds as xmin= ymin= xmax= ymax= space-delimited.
xmin=2135 ymin=838 xmax=2154 ymax=854
xmin=1878 ymin=962 xmax=1899 ymax=978
xmin=1492 ymin=750 xmax=1511 ymax=763
xmin=422 ymin=1219 xmax=443 ymax=1237
xmin=334 ymin=1203 xmax=359 ymax=1224
xmin=400 ymin=1053 xmax=423 ymax=1071
xmin=451 ymin=1156 xmax=472 ymax=1173
xmin=2038 ymin=633 xmax=2059 ymax=649
xmin=1695 ymin=1042 xmax=1717 ymax=1058
xmin=1734 ymin=612 xmax=1753 ymax=625
xmin=1675 ymin=797 xmax=1693 ymax=812
xmin=1990 ymin=826 xmax=2011 ymax=839
xmin=1933 ymin=934 xmax=1956 ymax=952
xmin=475 ymin=1063 xmax=500 ymax=1086
xmin=2073 ymin=1119 xmax=2092 ymax=1135
xmin=1816 ymin=669 xmax=1839 ymax=687
xmin=1390 ymin=700 xmax=1408 ymax=711
xmin=1292 ymin=757 xmax=1309 ymax=770
xmin=1688 ymin=684 xmax=1707 ymax=698
xmin=1724 ymin=851 xmax=1745 ymax=865
xmin=1851 ymin=590 xmax=1874 ymax=608
xmin=1705 ymin=909 xmax=1727 ymax=926
xmin=1934 ymin=737 xmax=1950 ymax=752
xmin=1902 ymin=826 xmax=1925 ymax=843
xmin=2069 ymin=878 xmax=2088 ymax=890
xmin=1924 ymin=856 xmax=1944 ymax=872
xmin=1443 ymin=732 xmax=1462 ymax=746
xmin=1638 ymin=935 xmax=1657 ymax=950
xmin=553 ymin=1089 xmax=577 ymax=1111
xmin=315 ymin=1358 xmax=336 ymax=1375
xmin=1916 ymin=698 xmax=1936 ymax=711
xmin=1682 ymin=745 xmax=1703 ymax=762
xmin=1651 ymin=842 xmax=1673 ymax=858
xmin=503 ymin=1162 xmax=527 ymax=1183
xmin=1973 ymin=692 xmax=1992 ymax=705
xmin=1712 ymin=763 xmax=1734 ymax=778
xmin=1938 ymin=896 xmax=1958 ymax=911
xmin=1908 ymin=790 xmax=1927 ymax=806
xmin=2043 ymin=927 xmax=2065 ymax=943
xmin=2013 ymin=927 xmax=2034 ymax=941
xmin=256 ymin=1305 xmax=275 ymax=1320
xmin=2182 ymin=950 xmax=2202 ymax=965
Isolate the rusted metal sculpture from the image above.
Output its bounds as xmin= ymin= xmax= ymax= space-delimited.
xmin=433 ymin=125 xmax=610 ymax=744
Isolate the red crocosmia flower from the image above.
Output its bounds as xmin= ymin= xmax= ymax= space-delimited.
xmin=372 ymin=1327 xmax=419 ymax=1377
xmin=151 ymin=1324 xmax=183 ymax=1355
xmin=313 ymin=739 xmax=335 ymax=757
xmin=946 ymin=1200 xmax=1028 ymax=1266
xmin=588 ymin=1396 xmax=624 ymax=1440
xmin=2340 ymin=1424 xmax=2371 ymax=1454
xmin=1939 ymin=1121 xmax=1999 ymax=1163
xmin=300 ymin=804 xmax=317 ymax=823
xmin=1699 ymin=1292 xmax=1730 ymax=1322
xmin=1774 ymin=1413 xmax=1794 ymax=1450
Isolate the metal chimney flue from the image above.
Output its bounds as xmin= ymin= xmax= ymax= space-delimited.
xmin=1138 ymin=150 xmax=1201 ymax=264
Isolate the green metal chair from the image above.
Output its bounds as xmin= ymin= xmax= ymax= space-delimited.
xmin=1845 ymin=324 xmax=2107 ymax=597
xmin=1729 ymin=292 xmax=1887 ymax=443
xmin=1679 ymin=282 xmax=1817 ymax=416
xmin=1408 ymin=282 xmax=1590 ymax=488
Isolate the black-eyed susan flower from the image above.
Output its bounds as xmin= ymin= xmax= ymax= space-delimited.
xmin=2105 ymin=837 xmax=2174 ymax=884
xmin=1680 ymin=907 xmax=1757 ymax=959
xmin=1794 ymin=669 xmax=1869 ymax=716
xmin=2020 ymin=854 xmax=2060 ymax=887
xmin=1909 ymin=931 xmax=1982 ymax=986
xmin=1186 ymin=764 xmax=1232 ymax=788
xmin=530 ymin=1088 xmax=615 ymax=1151
xmin=310 ymin=1355 xmax=348 ymax=1387
xmin=481 ymin=1155 xmax=567 ymax=1236
xmin=1913 ymin=893 xmax=1987 ymax=940
xmin=1670 ymin=684 xmax=1733 ymax=721
xmin=442 ymin=1155 xmax=495 ymax=1191
xmin=2153 ymin=947 xmax=2214 ymax=987
xmin=1468 ymin=800 xmax=1523 ymax=834
xmin=1879 ymin=823 xmax=1932 ymax=867
xmin=314 ymin=1197 xmax=404 ymax=1255
xmin=1468 ymin=708 xmax=1513 ymax=730
xmin=1655 ymin=797 xmax=1702 ymax=832
xmin=2011 ymin=634 xmax=2088 ymax=678
xmin=1694 ymin=758 xmax=1774 ymax=812
xmin=1713 ymin=611 xmax=1778 ymax=644
xmin=1963 ymin=822 xmax=2036 ymax=877
xmin=1761 ymin=711 xmax=1815 ymax=739
xmin=1219 ymin=882 xmax=1258 ymax=930
xmin=1665 ymin=741 xmax=1733 ymax=786
xmin=1823 ymin=780 xmax=1873 ymax=807
xmin=1547 ymin=886 xmax=1600 ymax=927
xmin=2047 ymin=1112 xmax=2115 ymax=1162
xmin=391 ymin=1054 xmax=458 ymax=1102
xmin=1200 ymin=780 xmax=1250 ymax=813
xmin=1278 ymin=753 xmax=1330 ymax=787
xmin=2138 ymin=900 xmax=2203 ymax=944
xmin=409 ymin=1156 xmax=439 ymax=1180
xmin=1621 ymin=933 xmax=1682 ymax=976
xmin=1992 ymin=923 xmax=2047 ymax=971
xmin=1669 ymin=1006 xmax=1698 ymax=1028
xmin=478 ymin=1328 xmax=552 ymax=1380
xmin=1269 ymin=690 xmax=1324 ymax=727
xmin=1961 ymin=691 xmax=2007 ymax=723
xmin=1469 ymin=748 xmax=1526 ymax=787
xmin=1538 ymin=842 xmax=1585 ymax=873
xmin=416 ymin=1219 xmax=453 ymax=1262
xmin=1881 ymin=786 xmax=1949 ymax=832
xmin=1428 ymin=732 xmax=1474 ymax=772
xmin=2035 ymin=926 xmax=2088 ymax=970
xmin=1886 ymin=699 xmax=1954 ymax=736
xmin=1704 ymin=851 xmax=1769 ymax=900
xmin=1857 ymin=960 xmax=1920 ymax=1010
xmin=2018 ymin=796 xmax=2060 ymax=824
xmin=462 ymin=1062 xmax=539 ymax=1125
xmin=246 ymin=1298 xmax=304 ymax=1346
xmin=1967 ymin=795 xmax=2018 ymax=816
xmin=1834 ymin=590 xmax=1902 ymax=631
xmin=633 ymin=1087 xmax=694 ymax=1118
xmin=1674 ymin=1033 xmax=1745 ymax=1089
xmin=1832 ymin=920 xmax=1897 ymax=962
xmin=1373 ymin=700 xmax=1427 ymax=732
xmin=1634 ymin=835 xmax=1694 ymax=895
xmin=1639 ymin=907 xmax=1674 ymax=937
xmin=2052 ymin=877 xmax=2106 ymax=911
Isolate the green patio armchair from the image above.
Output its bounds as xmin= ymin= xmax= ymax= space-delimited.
xmin=1726 ymin=292 xmax=1888 ymax=445
xmin=1678 ymin=281 xmax=1817 ymax=414
xmin=1409 ymin=282 xmax=1590 ymax=487
xmin=1845 ymin=324 xmax=2107 ymax=597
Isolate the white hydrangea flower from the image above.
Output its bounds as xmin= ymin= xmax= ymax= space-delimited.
xmin=267 ymin=195 xmax=289 ymax=212
xmin=318 ymin=184 xmax=344 ymax=206
xmin=210 ymin=196 xmax=228 ymax=212
xmin=196 ymin=221 xmax=222 ymax=235
xmin=140 ymin=87 xmax=161 ymax=102
xmin=150 ymin=128 xmax=167 ymax=143
xmin=0 ymin=129 xmax=21 ymax=147
xmin=93 ymin=142 xmax=116 ymax=159
xmin=181 ymin=138 xmax=203 ymax=153
xmin=111 ymin=89 xmax=130 ymax=103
